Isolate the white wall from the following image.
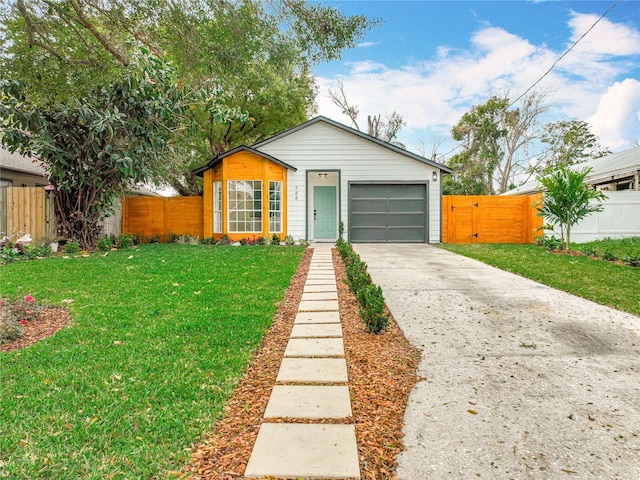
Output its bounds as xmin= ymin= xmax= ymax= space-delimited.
xmin=546 ymin=191 xmax=640 ymax=243
xmin=257 ymin=121 xmax=441 ymax=242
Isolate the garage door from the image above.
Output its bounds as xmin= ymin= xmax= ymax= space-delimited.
xmin=349 ymin=183 xmax=427 ymax=243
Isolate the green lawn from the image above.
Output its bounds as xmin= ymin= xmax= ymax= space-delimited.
xmin=0 ymin=244 xmax=304 ymax=478
xmin=437 ymin=243 xmax=640 ymax=317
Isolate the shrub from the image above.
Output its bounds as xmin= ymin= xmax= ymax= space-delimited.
xmin=622 ymin=254 xmax=640 ymax=267
xmin=284 ymin=235 xmax=295 ymax=246
xmin=239 ymin=237 xmax=248 ymax=246
xmin=96 ymin=236 xmax=113 ymax=251
xmin=36 ymin=243 xmax=54 ymax=257
xmin=117 ymin=233 xmax=136 ymax=249
xmin=271 ymin=234 xmax=281 ymax=245
xmin=540 ymin=235 xmax=562 ymax=251
xmin=201 ymin=237 xmax=217 ymax=245
xmin=602 ymin=251 xmax=617 ymax=261
xmin=21 ymin=244 xmax=39 ymax=260
xmin=219 ymin=234 xmax=231 ymax=246
xmin=356 ymin=284 xmax=390 ymax=334
xmin=63 ymin=240 xmax=81 ymax=254
xmin=188 ymin=235 xmax=200 ymax=245
xmin=147 ymin=234 xmax=161 ymax=244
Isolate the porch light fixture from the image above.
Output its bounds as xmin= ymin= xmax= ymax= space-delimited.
xmin=432 ymin=171 xmax=438 ymax=182
xmin=318 ymin=172 xmax=328 ymax=179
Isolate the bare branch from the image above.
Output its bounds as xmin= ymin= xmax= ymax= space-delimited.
xmin=327 ymin=79 xmax=359 ymax=130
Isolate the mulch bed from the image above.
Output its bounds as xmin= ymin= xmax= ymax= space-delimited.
xmin=186 ymin=248 xmax=421 ymax=479
xmin=0 ymin=306 xmax=71 ymax=352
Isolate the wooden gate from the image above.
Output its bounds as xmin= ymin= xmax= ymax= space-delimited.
xmin=442 ymin=194 xmax=542 ymax=244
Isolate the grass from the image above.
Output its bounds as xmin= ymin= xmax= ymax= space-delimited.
xmin=437 ymin=243 xmax=640 ymax=317
xmin=0 ymin=244 xmax=305 ymax=479
xmin=573 ymin=236 xmax=640 ymax=262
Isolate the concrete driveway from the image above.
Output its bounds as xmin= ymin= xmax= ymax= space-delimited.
xmin=354 ymin=244 xmax=640 ymax=480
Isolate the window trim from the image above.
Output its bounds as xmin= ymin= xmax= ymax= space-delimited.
xmin=227 ymin=180 xmax=263 ymax=233
xmin=213 ymin=181 xmax=222 ymax=234
xmin=269 ymin=180 xmax=283 ymax=233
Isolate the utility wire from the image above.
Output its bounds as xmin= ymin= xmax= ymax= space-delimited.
xmin=508 ymin=0 xmax=620 ymax=108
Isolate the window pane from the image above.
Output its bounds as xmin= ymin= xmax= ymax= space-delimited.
xmin=227 ymin=180 xmax=263 ymax=233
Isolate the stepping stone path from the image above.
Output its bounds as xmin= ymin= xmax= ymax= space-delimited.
xmin=245 ymin=246 xmax=361 ymax=479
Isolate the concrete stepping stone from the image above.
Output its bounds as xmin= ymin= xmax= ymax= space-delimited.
xmin=301 ymin=291 xmax=338 ymax=301
xmin=284 ymin=337 xmax=344 ymax=357
xmin=264 ymin=385 xmax=352 ymax=419
xmin=245 ymin=423 xmax=360 ymax=479
xmin=303 ymin=284 xmax=338 ymax=293
xmin=295 ymin=311 xmax=340 ymax=324
xmin=304 ymin=278 xmax=337 ymax=286
xmin=290 ymin=323 xmax=342 ymax=338
xmin=277 ymin=357 xmax=348 ymax=383
xmin=298 ymin=299 xmax=339 ymax=311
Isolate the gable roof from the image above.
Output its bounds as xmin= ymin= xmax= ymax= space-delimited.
xmin=253 ymin=116 xmax=453 ymax=173
xmin=502 ymin=146 xmax=640 ymax=195
xmin=192 ymin=145 xmax=297 ymax=177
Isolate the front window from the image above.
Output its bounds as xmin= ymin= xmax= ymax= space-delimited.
xmin=213 ymin=181 xmax=222 ymax=233
xmin=269 ymin=181 xmax=283 ymax=233
xmin=228 ymin=180 xmax=262 ymax=233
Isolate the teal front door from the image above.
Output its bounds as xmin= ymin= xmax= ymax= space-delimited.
xmin=314 ymin=186 xmax=337 ymax=239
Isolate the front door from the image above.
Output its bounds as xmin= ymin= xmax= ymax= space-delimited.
xmin=314 ymin=186 xmax=337 ymax=240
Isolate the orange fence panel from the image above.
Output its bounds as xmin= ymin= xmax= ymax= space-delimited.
xmin=442 ymin=193 xmax=542 ymax=244
xmin=122 ymin=196 xmax=203 ymax=242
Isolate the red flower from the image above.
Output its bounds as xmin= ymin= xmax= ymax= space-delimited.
xmin=25 ymin=308 xmax=33 ymax=315
xmin=20 ymin=319 xmax=28 ymax=325
xmin=24 ymin=295 xmax=35 ymax=303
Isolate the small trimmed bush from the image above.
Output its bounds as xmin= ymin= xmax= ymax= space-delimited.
xmin=336 ymin=239 xmax=390 ymax=334
xmin=63 ymin=240 xmax=81 ymax=254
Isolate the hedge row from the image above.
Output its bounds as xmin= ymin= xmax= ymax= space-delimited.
xmin=335 ymin=238 xmax=390 ymax=334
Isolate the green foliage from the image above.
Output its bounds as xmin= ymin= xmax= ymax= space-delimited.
xmin=335 ymin=240 xmax=389 ymax=333
xmin=20 ymin=244 xmax=39 ymax=260
xmin=63 ymin=241 xmax=81 ymax=255
xmin=36 ymin=243 xmax=54 ymax=258
xmin=575 ymin=236 xmax=640 ymax=261
xmin=535 ymin=120 xmax=611 ymax=175
xmin=444 ymin=96 xmax=509 ymax=195
xmin=537 ymin=235 xmax=563 ymax=251
xmin=0 ymin=246 xmax=20 ymax=265
xmin=338 ymin=221 xmax=345 ymax=240
xmin=271 ymin=234 xmax=281 ymax=245
xmin=356 ymin=284 xmax=390 ymax=334
xmin=0 ymin=48 xmax=202 ymax=249
xmin=284 ymin=235 xmax=295 ymax=246
xmin=535 ymin=166 xmax=607 ymax=251
xmin=218 ymin=234 xmax=232 ymax=246
xmin=0 ymin=244 xmax=305 ymax=477
xmin=116 ymin=233 xmax=136 ymax=249
xmin=96 ymin=237 xmax=114 ymax=252
xmin=437 ymin=243 xmax=640 ymax=317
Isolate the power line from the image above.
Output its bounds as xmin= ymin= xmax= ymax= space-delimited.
xmin=508 ymin=0 xmax=620 ymax=108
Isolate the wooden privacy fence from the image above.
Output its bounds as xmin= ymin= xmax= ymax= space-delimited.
xmin=122 ymin=196 xmax=203 ymax=242
xmin=0 ymin=187 xmax=57 ymax=241
xmin=442 ymin=194 xmax=543 ymax=244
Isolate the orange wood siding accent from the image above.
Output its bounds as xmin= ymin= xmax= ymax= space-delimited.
xmin=122 ymin=196 xmax=203 ymax=242
xmin=201 ymin=151 xmax=289 ymax=241
xmin=442 ymin=194 xmax=543 ymax=244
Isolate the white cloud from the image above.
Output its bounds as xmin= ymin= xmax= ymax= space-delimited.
xmin=356 ymin=41 xmax=378 ymax=48
xmin=587 ymin=78 xmax=640 ymax=150
xmin=315 ymin=15 xmax=640 ymax=154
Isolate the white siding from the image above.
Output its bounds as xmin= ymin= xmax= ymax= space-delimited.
xmin=256 ymin=121 xmax=442 ymax=242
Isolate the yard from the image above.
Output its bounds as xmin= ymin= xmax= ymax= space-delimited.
xmin=0 ymin=244 xmax=304 ymax=478
xmin=438 ymin=239 xmax=640 ymax=317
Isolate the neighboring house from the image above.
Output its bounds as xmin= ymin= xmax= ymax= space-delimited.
xmin=0 ymin=148 xmax=47 ymax=187
xmin=502 ymin=146 xmax=640 ymax=195
xmin=193 ymin=116 xmax=452 ymax=243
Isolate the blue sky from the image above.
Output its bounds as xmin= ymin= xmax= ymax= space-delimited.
xmin=312 ymin=1 xmax=640 ymax=161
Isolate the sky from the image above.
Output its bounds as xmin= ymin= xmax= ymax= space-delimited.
xmin=311 ymin=0 xmax=640 ymax=162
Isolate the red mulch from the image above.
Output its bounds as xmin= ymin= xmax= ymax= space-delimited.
xmin=185 ymin=248 xmax=421 ymax=479
xmin=0 ymin=306 xmax=71 ymax=352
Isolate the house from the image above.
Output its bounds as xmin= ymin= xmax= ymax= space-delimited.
xmin=193 ymin=116 xmax=451 ymax=243
xmin=0 ymin=148 xmax=47 ymax=187
xmin=502 ymin=146 xmax=640 ymax=195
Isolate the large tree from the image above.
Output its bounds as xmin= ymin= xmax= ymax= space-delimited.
xmin=444 ymin=91 xmax=550 ymax=195
xmin=444 ymin=96 xmax=508 ymax=195
xmin=0 ymin=49 xmax=228 ymax=249
xmin=532 ymin=120 xmax=611 ymax=176
xmin=1 ymin=1 xmax=377 ymax=194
